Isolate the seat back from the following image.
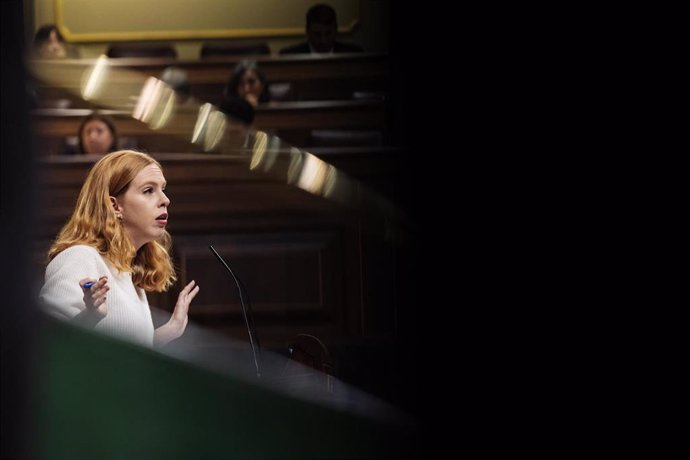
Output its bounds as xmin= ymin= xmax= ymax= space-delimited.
xmin=200 ymin=42 xmax=270 ymax=58
xmin=307 ymin=129 xmax=384 ymax=147
xmin=106 ymin=43 xmax=177 ymax=58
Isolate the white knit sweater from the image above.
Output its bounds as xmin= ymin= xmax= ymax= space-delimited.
xmin=39 ymin=245 xmax=154 ymax=348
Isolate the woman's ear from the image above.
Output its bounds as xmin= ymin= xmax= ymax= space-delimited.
xmin=110 ymin=196 xmax=122 ymax=219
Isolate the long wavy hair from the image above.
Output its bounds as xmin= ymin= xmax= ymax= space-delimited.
xmin=48 ymin=150 xmax=176 ymax=292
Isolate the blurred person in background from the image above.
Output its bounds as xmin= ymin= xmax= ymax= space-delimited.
xmin=77 ymin=113 xmax=118 ymax=155
xmin=223 ymin=60 xmax=270 ymax=108
xmin=33 ymin=24 xmax=78 ymax=58
xmin=279 ymin=3 xmax=363 ymax=54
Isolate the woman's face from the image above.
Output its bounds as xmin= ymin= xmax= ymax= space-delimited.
xmin=237 ymin=69 xmax=263 ymax=105
xmin=112 ymin=164 xmax=170 ymax=250
xmin=39 ymin=30 xmax=67 ymax=58
xmin=81 ymin=119 xmax=114 ymax=154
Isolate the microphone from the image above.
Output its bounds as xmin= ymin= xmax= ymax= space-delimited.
xmin=208 ymin=244 xmax=262 ymax=378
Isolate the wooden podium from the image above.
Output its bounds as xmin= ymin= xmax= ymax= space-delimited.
xmin=33 ymin=315 xmax=417 ymax=459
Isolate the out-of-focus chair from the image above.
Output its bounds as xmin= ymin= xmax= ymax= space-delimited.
xmin=268 ymin=82 xmax=293 ymax=101
xmin=61 ymin=135 xmax=138 ymax=155
xmin=200 ymin=41 xmax=270 ymax=58
xmin=106 ymin=43 xmax=177 ymax=58
xmin=307 ymin=129 xmax=384 ymax=147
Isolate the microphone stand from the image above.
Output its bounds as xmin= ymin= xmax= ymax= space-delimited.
xmin=209 ymin=245 xmax=262 ymax=378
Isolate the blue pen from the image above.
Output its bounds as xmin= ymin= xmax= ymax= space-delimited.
xmin=83 ymin=281 xmax=96 ymax=289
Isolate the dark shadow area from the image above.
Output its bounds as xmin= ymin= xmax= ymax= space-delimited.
xmin=1 ymin=1 xmax=35 ymax=459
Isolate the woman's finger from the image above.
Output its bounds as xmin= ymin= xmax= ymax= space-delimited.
xmin=178 ymin=284 xmax=200 ymax=305
xmin=187 ymin=285 xmax=200 ymax=302
xmin=91 ymin=286 xmax=109 ymax=301
xmin=179 ymin=280 xmax=196 ymax=295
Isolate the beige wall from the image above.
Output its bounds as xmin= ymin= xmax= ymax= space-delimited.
xmin=32 ymin=0 xmax=389 ymax=59
xmin=33 ymin=0 xmax=54 ymax=31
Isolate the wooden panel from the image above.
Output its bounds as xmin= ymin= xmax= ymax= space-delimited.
xmin=30 ymin=100 xmax=386 ymax=155
xmin=31 ymin=54 xmax=387 ymax=83
xmin=173 ymin=230 xmax=343 ymax=319
xmin=34 ymin=149 xmax=408 ymax=233
xmin=29 ymin=54 xmax=388 ymax=105
xmin=56 ymin=0 xmax=359 ymax=42
xmin=34 ymin=154 xmax=351 ymax=238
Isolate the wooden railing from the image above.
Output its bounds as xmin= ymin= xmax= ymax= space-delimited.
xmin=31 ymin=99 xmax=387 ymax=155
xmin=30 ymin=53 xmax=389 ymax=105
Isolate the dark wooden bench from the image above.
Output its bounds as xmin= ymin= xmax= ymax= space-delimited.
xmin=29 ymin=53 xmax=389 ymax=106
xmin=30 ymin=100 xmax=387 ymax=155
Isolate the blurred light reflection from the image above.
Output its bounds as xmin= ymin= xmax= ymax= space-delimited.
xmin=297 ymin=153 xmax=330 ymax=195
xmin=287 ymin=148 xmax=305 ymax=184
xmin=132 ymin=76 xmax=175 ymax=129
xmin=192 ymin=102 xmax=212 ymax=145
xmin=81 ymin=55 xmax=108 ymax=100
xmin=249 ymin=131 xmax=268 ymax=170
xmin=203 ymin=109 xmax=226 ymax=152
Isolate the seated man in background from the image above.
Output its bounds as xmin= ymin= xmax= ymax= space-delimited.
xmin=279 ymin=3 xmax=363 ymax=54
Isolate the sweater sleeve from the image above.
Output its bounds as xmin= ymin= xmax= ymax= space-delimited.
xmin=39 ymin=245 xmax=110 ymax=320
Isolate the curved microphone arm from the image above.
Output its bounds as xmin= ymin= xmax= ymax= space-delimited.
xmin=209 ymin=244 xmax=262 ymax=378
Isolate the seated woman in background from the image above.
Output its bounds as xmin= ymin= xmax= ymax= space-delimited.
xmin=77 ymin=114 xmax=118 ymax=155
xmin=223 ymin=60 xmax=270 ymax=108
xmin=28 ymin=25 xmax=78 ymax=109
xmin=32 ymin=24 xmax=78 ymax=58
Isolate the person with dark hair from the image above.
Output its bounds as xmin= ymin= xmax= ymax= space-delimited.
xmin=78 ymin=114 xmax=118 ymax=155
xmin=33 ymin=24 xmax=77 ymax=58
xmin=39 ymin=150 xmax=200 ymax=348
xmin=224 ymin=60 xmax=270 ymax=108
xmin=279 ymin=3 xmax=363 ymax=54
